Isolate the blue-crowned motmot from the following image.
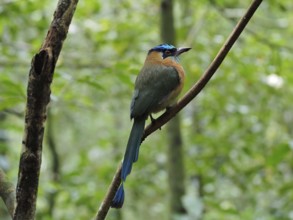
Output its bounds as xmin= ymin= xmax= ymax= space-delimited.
xmin=111 ymin=44 xmax=191 ymax=208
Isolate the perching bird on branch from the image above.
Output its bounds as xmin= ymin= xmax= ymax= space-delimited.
xmin=111 ymin=44 xmax=191 ymax=208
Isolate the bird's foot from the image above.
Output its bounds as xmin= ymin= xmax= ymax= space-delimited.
xmin=150 ymin=114 xmax=161 ymax=130
xmin=150 ymin=114 xmax=156 ymax=123
xmin=165 ymin=106 xmax=173 ymax=113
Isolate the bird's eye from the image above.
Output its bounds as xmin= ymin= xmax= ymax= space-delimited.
xmin=165 ymin=50 xmax=171 ymax=55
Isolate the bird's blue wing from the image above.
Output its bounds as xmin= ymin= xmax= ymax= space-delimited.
xmin=130 ymin=65 xmax=180 ymax=118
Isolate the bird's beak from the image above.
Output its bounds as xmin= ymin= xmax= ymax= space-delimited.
xmin=175 ymin=47 xmax=191 ymax=56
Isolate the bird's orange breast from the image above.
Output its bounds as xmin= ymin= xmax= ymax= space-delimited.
xmin=145 ymin=51 xmax=185 ymax=84
xmin=143 ymin=51 xmax=185 ymax=111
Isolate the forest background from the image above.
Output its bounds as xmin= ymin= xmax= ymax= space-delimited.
xmin=0 ymin=0 xmax=292 ymax=219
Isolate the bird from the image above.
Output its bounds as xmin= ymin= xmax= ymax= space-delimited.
xmin=111 ymin=44 xmax=191 ymax=208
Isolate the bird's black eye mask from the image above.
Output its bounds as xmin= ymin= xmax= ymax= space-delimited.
xmin=162 ymin=48 xmax=177 ymax=59
xmin=148 ymin=48 xmax=177 ymax=58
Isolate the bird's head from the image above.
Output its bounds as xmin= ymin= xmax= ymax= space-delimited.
xmin=148 ymin=44 xmax=191 ymax=60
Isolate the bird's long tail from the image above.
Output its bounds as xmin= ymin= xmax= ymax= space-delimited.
xmin=111 ymin=118 xmax=145 ymax=208
xmin=121 ymin=118 xmax=146 ymax=180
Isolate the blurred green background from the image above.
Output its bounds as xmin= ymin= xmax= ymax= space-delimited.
xmin=0 ymin=0 xmax=292 ymax=219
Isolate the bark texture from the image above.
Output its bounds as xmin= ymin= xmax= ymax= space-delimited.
xmin=13 ymin=1 xmax=79 ymax=219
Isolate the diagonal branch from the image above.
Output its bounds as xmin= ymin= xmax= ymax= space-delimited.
xmin=13 ymin=1 xmax=79 ymax=220
xmin=0 ymin=168 xmax=15 ymax=218
xmin=144 ymin=0 xmax=263 ymax=138
xmin=95 ymin=0 xmax=263 ymax=219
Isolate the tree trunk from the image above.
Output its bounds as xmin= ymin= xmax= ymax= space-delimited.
xmin=13 ymin=1 xmax=79 ymax=219
xmin=160 ymin=0 xmax=186 ymax=217
xmin=166 ymin=115 xmax=186 ymax=215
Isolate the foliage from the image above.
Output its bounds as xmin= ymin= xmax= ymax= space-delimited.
xmin=0 ymin=0 xmax=293 ymax=219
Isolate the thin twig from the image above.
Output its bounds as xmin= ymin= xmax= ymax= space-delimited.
xmin=46 ymin=108 xmax=61 ymax=215
xmin=96 ymin=0 xmax=262 ymax=219
xmin=96 ymin=164 xmax=122 ymax=220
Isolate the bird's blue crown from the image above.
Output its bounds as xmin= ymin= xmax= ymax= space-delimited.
xmin=148 ymin=44 xmax=177 ymax=54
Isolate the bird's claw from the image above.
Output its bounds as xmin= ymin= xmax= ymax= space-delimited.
xmin=150 ymin=114 xmax=162 ymax=130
